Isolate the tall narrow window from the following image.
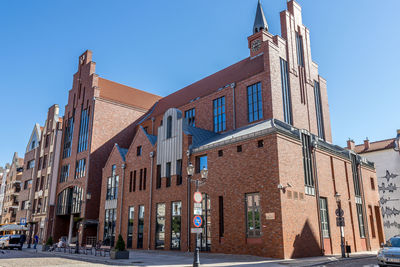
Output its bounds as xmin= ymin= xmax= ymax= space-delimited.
xmin=280 ymin=58 xmax=293 ymax=125
xmin=127 ymin=206 xmax=134 ymax=248
xmin=166 ymin=162 xmax=171 ymax=187
xmin=129 ymin=171 xmax=133 ymax=192
xmin=74 ymin=158 xmax=86 ymax=179
xmin=356 ymin=203 xmax=366 ymax=238
xmin=137 ymin=146 xmax=142 ymax=156
xmin=77 ymin=108 xmax=89 ymax=153
xmin=296 ymin=32 xmax=304 ymax=67
xmin=196 ymin=155 xmax=207 ymax=173
xmin=103 ymin=208 xmax=117 ymax=246
xmin=133 ymin=170 xmax=136 ymax=192
xmin=200 ymin=193 xmax=212 ymax=251
xmin=106 ymin=171 xmax=119 ymax=200
xmin=319 ymin=197 xmax=330 ymax=238
xmin=143 ymin=168 xmax=146 ymax=191
xmin=247 ymin=82 xmax=263 ymax=123
xmin=155 ymin=203 xmax=166 ymax=249
xmin=213 ymin=96 xmax=226 ymax=133
xmin=219 ymin=196 xmax=224 ymax=238
xmin=63 ymin=117 xmax=74 ymax=158
xmin=351 ymin=155 xmax=361 ymax=197
xmin=60 ymin=164 xmax=70 ymax=183
xmin=369 ymin=205 xmax=376 ymax=238
xmin=171 ymin=201 xmax=182 ymax=249
xmin=156 ymin=165 xmax=161 ymax=189
xmin=137 ymin=205 xmax=144 ymax=248
xmin=246 ymin=193 xmax=261 ymax=238
xmin=166 ymin=116 xmax=172 ymax=139
xmin=314 ymin=81 xmax=325 ymax=139
xmin=139 ymin=169 xmax=143 ymax=191
xmin=301 ymin=133 xmax=314 ymax=195
xmin=185 ymin=108 xmax=195 ymax=126
xmin=176 ymin=160 xmax=182 ymax=185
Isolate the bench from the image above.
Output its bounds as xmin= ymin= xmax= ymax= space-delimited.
xmin=68 ymin=243 xmax=76 ymax=253
xmin=83 ymin=244 xmax=93 ymax=255
xmin=95 ymin=245 xmax=111 ymax=257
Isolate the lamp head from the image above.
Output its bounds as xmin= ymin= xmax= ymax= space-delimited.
xmin=200 ymin=167 xmax=208 ymax=180
xmin=334 ymin=192 xmax=341 ymax=203
xmin=187 ymin=162 xmax=194 ymax=176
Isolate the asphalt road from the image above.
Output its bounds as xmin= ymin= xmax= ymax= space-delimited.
xmin=319 ymin=256 xmax=379 ymax=266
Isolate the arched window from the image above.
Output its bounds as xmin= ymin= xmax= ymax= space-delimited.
xmin=166 ymin=116 xmax=172 ymax=139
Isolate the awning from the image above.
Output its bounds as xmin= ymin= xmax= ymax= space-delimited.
xmin=0 ymin=224 xmax=28 ymax=231
xmin=83 ymin=219 xmax=99 ymax=225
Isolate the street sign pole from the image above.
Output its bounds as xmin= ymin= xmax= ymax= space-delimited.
xmin=193 ymin=180 xmax=200 ymax=267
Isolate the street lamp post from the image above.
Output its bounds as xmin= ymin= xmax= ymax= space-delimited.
xmin=335 ymin=193 xmax=346 ymax=258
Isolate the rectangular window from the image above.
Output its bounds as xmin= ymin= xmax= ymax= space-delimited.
xmin=137 ymin=205 xmax=145 ymax=248
xmin=37 ymin=157 xmax=42 ymax=170
xmin=246 ymin=193 xmax=261 ymax=238
xmin=143 ymin=168 xmax=147 ymax=191
xmin=196 ymin=155 xmax=207 ymax=173
xmin=139 ymin=169 xmax=143 ymax=191
xmin=60 ymin=164 xmax=70 ymax=183
xmin=219 ymin=196 xmax=224 ymax=238
xmin=42 ymin=155 xmax=47 ymax=169
xmin=351 ymin=155 xmax=361 ymax=197
xmin=185 ymin=108 xmax=195 ymax=126
xmin=369 ymin=205 xmax=376 ymax=238
xmin=27 ymin=160 xmax=35 ymax=170
xmin=133 ymin=170 xmax=136 ymax=192
xmin=218 ymin=150 xmax=223 ymax=157
xmin=296 ymin=32 xmax=304 ymax=67
xmin=247 ymin=82 xmax=263 ymax=123
xmin=77 ymin=108 xmax=89 ymax=153
xmin=155 ymin=203 xmax=166 ymax=249
xmin=319 ymin=197 xmax=330 ymax=238
xmin=106 ymin=174 xmax=119 ymax=200
xmin=171 ymin=201 xmax=182 ymax=249
xmin=370 ymin=177 xmax=375 ymax=190
xmin=176 ymin=160 xmax=182 ymax=185
xmin=127 ymin=206 xmax=134 ymax=248
xmin=156 ymin=165 xmax=161 ymax=189
xmin=35 ymin=177 xmax=40 ymax=192
xmin=166 ymin=162 xmax=171 ymax=187
xmin=237 ymin=145 xmax=242 ymax=152
xmin=129 ymin=171 xmax=133 ymax=192
xmin=280 ymin=58 xmax=293 ymax=125
xmin=137 ymin=146 xmax=142 ymax=156
xmin=40 ymin=176 xmax=44 ymax=190
xmin=314 ymin=80 xmax=325 ymax=139
xmin=356 ymin=203 xmax=366 ymax=238
xmin=213 ymin=96 xmax=226 ymax=133
xmin=45 ymin=134 xmax=50 ymax=148
xmin=63 ymin=117 xmax=74 ymax=158
xmin=257 ymin=140 xmax=264 ymax=148
xmin=74 ymin=158 xmax=86 ymax=179
xmin=103 ymin=208 xmax=117 ymax=247
xmin=301 ymin=133 xmax=315 ymax=195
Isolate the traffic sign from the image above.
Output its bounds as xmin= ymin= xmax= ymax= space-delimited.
xmin=335 ymin=208 xmax=344 ymax=217
xmin=194 ymin=202 xmax=202 ymax=215
xmin=194 ymin=192 xmax=202 ymax=203
xmin=193 ymin=215 xmax=203 ymax=228
xmin=191 ymin=228 xmax=203 ymax=234
xmin=20 ymin=218 xmax=26 ymax=226
xmin=336 ymin=217 xmax=345 ymax=227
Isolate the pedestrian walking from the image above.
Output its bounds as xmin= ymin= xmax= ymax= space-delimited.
xmin=33 ymin=234 xmax=39 ymax=249
xmin=20 ymin=234 xmax=26 ymax=249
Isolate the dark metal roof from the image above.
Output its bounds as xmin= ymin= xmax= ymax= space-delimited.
xmin=253 ymin=0 xmax=269 ymax=34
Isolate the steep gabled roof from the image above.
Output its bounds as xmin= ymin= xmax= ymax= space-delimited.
xmin=355 ymin=138 xmax=396 ymax=154
xmin=115 ymin=144 xmax=128 ymax=162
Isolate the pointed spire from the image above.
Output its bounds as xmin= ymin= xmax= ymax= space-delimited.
xmin=253 ymin=0 xmax=268 ymax=34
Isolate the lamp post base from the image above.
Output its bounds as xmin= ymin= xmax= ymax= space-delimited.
xmin=193 ymin=247 xmax=200 ymax=267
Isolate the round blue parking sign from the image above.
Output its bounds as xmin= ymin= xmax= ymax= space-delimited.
xmin=193 ymin=215 xmax=202 ymax=228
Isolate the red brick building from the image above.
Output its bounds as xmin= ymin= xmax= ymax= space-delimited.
xmin=53 ymin=50 xmax=161 ymax=245
xmin=98 ymin=0 xmax=384 ymax=259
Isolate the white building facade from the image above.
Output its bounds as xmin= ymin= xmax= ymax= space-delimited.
xmin=0 ymin=164 xmax=10 ymax=221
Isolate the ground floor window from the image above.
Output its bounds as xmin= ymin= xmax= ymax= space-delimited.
xmin=246 ymin=193 xmax=261 ymax=238
xmin=137 ymin=205 xmax=144 ymax=248
xmin=127 ymin=206 xmax=134 ymax=248
xmin=155 ymin=203 xmax=166 ymax=249
xmin=171 ymin=201 xmax=181 ymax=249
xmin=104 ymin=208 xmax=116 ymax=246
xmin=319 ymin=197 xmax=330 ymax=238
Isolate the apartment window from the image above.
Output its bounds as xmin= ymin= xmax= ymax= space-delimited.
xmin=42 ymin=155 xmax=47 ymax=169
xmin=301 ymin=133 xmax=315 ymax=195
xmin=37 ymin=198 xmax=42 ymax=213
xmin=133 ymin=170 xmax=136 ymax=192
xmin=166 ymin=162 xmax=171 ymax=187
xmin=237 ymin=145 xmax=242 ymax=152
xmin=37 ymin=157 xmax=42 ymax=170
xmin=218 ymin=150 xmax=223 ymax=157
xmin=351 ymin=155 xmax=361 ymax=197
xmin=155 ymin=203 xmax=166 ymax=249
xmin=77 ymin=108 xmax=89 ymax=153
xmin=27 ymin=160 xmax=35 ymax=170
xmin=171 ymin=201 xmax=182 ymax=249
xmin=370 ymin=177 xmax=375 ymax=190
xmin=219 ymin=196 xmax=224 ymax=238
xmin=43 ymin=197 xmax=48 ymax=212
xmin=21 ymin=200 xmax=27 ymax=210
xmin=213 ymin=96 xmax=226 ymax=133
xmin=257 ymin=140 xmax=264 ymax=148
xmin=40 ymin=176 xmax=44 ymax=190
xmin=74 ymin=158 xmax=86 ymax=179
xmin=196 ymin=155 xmax=207 ymax=173
xmin=246 ymin=193 xmax=261 ymax=238
xmin=137 ymin=205 xmax=145 ymax=248
xmin=247 ymin=82 xmax=263 ymax=123
xmin=106 ymin=172 xmax=119 ymax=200
xmin=112 ymin=164 xmax=116 ymax=177
xmin=185 ymin=108 xmax=195 ymax=126
xmin=319 ymin=197 xmax=330 ymax=238
xmin=35 ymin=177 xmax=40 ymax=192
xmin=103 ymin=208 xmax=117 ymax=246
xmin=166 ymin=115 xmax=172 ymax=139
xmin=156 ymin=165 xmax=161 ymax=189
xmin=60 ymin=164 xmax=70 ymax=183
xmin=356 ymin=203 xmax=366 ymax=238
xmin=63 ymin=117 xmax=74 ymax=158
xmin=176 ymin=160 xmax=182 ymax=185
xmin=137 ymin=146 xmax=142 ymax=156
xmin=129 ymin=171 xmax=133 ymax=192
xmin=46 ymin=174 xmax=51 ymax=189
xmin=127 ymin=206 xmax=134 ymax=248
xmin=143 ymin=168 xmax=146 ymax=190
xmin=139 ymin=169 xmax=143 ymax=191
xmin=314 ymin=81 xmax=325 ymax=139
xmin=71 ymin=186 xmax=83 ymax=214
xmin=280 ymin=58 xmax=293 ymax=125
xmin=31 ymin=140 xmax=35 ymax=150
xmin=296 ymin=32 xmax=304 ymax=67
xmin=45 ymin=134 xmax=50 ymax=148
xmin=24 ymin=180 xmax=31 ymax=190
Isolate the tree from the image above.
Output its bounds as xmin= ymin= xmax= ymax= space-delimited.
xmin=114 ymin=234 xmax=126 ymax=251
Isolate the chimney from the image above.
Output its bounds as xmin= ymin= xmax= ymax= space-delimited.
xmin=347 ymin=139 xmax=355 ymax=150
xmin=364 ymin=137 xmax=370 ymax=150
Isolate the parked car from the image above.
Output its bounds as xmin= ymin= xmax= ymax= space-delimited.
xmin=0 ymin=235 xmax=23 ymax=250
xmin=377 ymin=235 xmax=400 ymax=266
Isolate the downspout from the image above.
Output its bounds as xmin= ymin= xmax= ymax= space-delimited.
xmin=358 ymin=161 xmax=371 ymax=251
xmin=118 ymin=163 xmax=126 ymax=235
xmin=231 ymin=83 xmax=236 ymax=130
xmin=151 ymin=117 xmax=155 ymax=135
xmin=311 ymin=138 xmax=324 ymax=255
xmin=147 ymin=151 xmax=155 ymax=249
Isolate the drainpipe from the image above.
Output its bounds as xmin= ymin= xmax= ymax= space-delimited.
xmin=357 ymin=160 xmax=371 ymax=251
xmin=311 ymin=138 xmax=324 ymax=255
xmin=148 ymin=151 xmax=155 ymax=249
xmin=231 ymin=83 xmax=236 ymax=130
xmin=151 ymin=117 xmax=155 ymax=135
xmin=118 ymin=163 xmax=126 ymax=235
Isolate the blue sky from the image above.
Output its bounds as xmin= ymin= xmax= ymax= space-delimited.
xmin=0 ymin=0 xmax=399 ymax=167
